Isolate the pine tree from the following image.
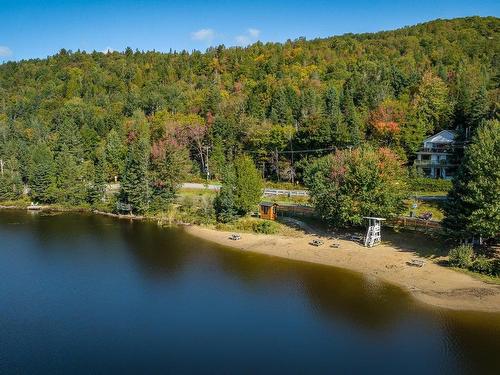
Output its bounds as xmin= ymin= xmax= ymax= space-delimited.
xmin=55 ymin=145 xmax=87 ymax=205
xmin=234 ymin=155 xmax=263 ymax=214
xmin=119 ymin=114 xmax=150 ymax=214
xmin=209 ymin=137 xmax=227 ymax=181
xmin=443 ymin=119 xmax=500 ymax=241
xmin=56 ymin=118 xmax=83 ymax=159
xmin=105 ymin=129 xmax=126 ymax=181
xmin=467 ymin=85 xmax=490 ymax=136
xmin=30 ymin=144 xmax=57 ymax=203
xmin=87 ymin=143 xmax=107 ymax=205
xmin=0 ymin=158 xmax=23 ymax=201
xmin=214 ymin=165 xmax=238 ymax=223
xmin=341 ymin=89 xmax=363 ymax=146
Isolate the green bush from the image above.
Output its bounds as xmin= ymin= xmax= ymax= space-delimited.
xmin=471 ymin=255 xmax=494 ymax=275
xmin=410 ymin=177 xmax=452 ymax=192
xmin=252 ymin=220 xmax=279 ymax=234
xmin=448 ymin=244 xmax=474 ymax=268
xmin=493 ymin=260 xmax=500 ymax=277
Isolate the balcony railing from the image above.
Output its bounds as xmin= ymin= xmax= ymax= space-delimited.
xmin=419 ymin=147 xmax=454 ymax=153
xmin=414 ymin=159 xmax=457 ymax=166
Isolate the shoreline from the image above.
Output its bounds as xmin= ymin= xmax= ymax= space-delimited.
xmin=2 ymin=205 xmax=499 ymax=313
xmin=185 ymin=225 xmax=500 ymax=313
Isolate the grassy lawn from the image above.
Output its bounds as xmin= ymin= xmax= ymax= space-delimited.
xmin=413 ymin=191 xmax=448 ymax=197
xmin=177 ymin=187 xmax=217 ymax=198
xmin=402 ymin=199 xmax=446 ymax=221
xmin=451 ymin=267 xmax=500 ymax=285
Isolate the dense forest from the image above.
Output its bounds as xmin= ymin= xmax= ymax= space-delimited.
xmin=0 ymin=16 xmax=498 ymax=210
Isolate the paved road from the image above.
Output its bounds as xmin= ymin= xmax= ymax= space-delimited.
xmin=181 ymin=182 xmax=221 ymax=191
xmin=109 ymin=182 xmax=446 ymax=200
xmin=180 ymin=183 xmax=309 ymax=197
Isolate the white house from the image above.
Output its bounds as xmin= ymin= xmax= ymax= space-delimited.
xmin=414 ymin=130 xmax=457 ymax=179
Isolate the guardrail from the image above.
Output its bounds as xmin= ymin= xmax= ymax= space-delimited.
xmin=390 ymin=216 xmax=442 ymax=230
xmin=263 ymin=189 xmax=309 ymax=197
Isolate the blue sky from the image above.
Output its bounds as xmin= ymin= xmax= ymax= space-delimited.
xmin=0 ymin=0 xmax=498 ymax=61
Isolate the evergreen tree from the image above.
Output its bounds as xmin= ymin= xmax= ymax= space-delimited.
xmin=341 ymin=89 xmax=363 ymax=146
xmin=105 ymin=129 xmax=126 ymax=181
xmin=214 ymin=165 xmax=238 ymax=223
xmin=87 ymin=143 xmax=107 ymax=205
xmin=209 ymin=137 xmax=227 ymax=181
xmin=119 ymin=114 xmax=150 ymax=214
xmin=443 ymin=119 xmax=500 ymax=241
xmin=55 ymin=145 xmax=87 ymax=205
xmin=55 ymin=118 xmax=83 ymax=159
xmin=149 ymin=138 xmax=191 ymax=212
xmin=0 ymin=158 xmax=23 ymax=201
xmin=467 ymin=85 xmax=490 ymax=135
xmin=30 ymin=144 xmax=57 ymax=203
xmin=233 ymin=155 xmax=263 ymax=214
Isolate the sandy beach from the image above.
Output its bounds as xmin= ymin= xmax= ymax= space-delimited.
xmin=185 ymin=225 xmax=500 ymax=312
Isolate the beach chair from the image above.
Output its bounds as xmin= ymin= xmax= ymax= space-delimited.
xmin=309 ymin=239 xmax=324 ymax=247
xmin=407 ymin=259 xmax=425 ymax=267
xmin=348 ymin=234 xmax=364 ymax=242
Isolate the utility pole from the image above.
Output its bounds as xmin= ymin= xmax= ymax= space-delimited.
xmin=290 ymin=137 xmax=295 ymax=184
xmin=204 ymin=146 xmax=210 ymax=182
xmin=275 ymin=148 xmax=280 ymax=182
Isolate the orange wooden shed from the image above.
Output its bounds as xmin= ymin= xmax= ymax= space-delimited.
xmin=259 ymin=202 xmax=278 ymax=220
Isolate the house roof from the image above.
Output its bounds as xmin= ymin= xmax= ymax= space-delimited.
xmin=260 ymin=202 xmax=277 ymax=207
xmin=423 ymin=130 xmax=456 ymax=144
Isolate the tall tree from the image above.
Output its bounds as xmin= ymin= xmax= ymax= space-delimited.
xmin=304 ymin=146 xmax=408 ymax=227
xmin=55 ymin=145 xmax=87 ymax=205
xmin=413 ymin=71 xmax=452 ymax=133
xmin=0 ymin=158 xmax=23 ymax=201
xmin=105 ymin=129 xmax=126 ymax=181
xmin=119 ymin=113 xmax=150 ymax=214
xmin=443 ymin=119 xmax=500 ymax=241
xmin=29 ymin=144 xmax=57 ymax=203
xmin=233 ymin=155 xmax=263 ymax=214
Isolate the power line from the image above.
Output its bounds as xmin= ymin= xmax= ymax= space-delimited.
xmin=243 ymin=146 xmax=344 ymax=155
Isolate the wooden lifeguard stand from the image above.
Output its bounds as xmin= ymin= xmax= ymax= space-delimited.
xmin=363 ymin=217 xmax=386 ymax=247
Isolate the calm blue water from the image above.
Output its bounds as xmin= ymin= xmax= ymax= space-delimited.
xmin=0 ymin=211 xmax=499 ymax=374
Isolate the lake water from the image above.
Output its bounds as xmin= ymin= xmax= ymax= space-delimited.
xmin=0 ymin=210 xmax=499 ymax=374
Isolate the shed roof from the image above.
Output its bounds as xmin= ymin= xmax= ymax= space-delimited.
xmin=260 ymin=202 xmax=277 ymax=207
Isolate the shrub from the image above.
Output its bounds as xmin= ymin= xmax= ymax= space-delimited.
xmin=493 ymin=260 xmax=500 ymax=277
xmin=252 ymin=220 xmax=279 ymax=234
xmin=471 ymin=255 xmax=494 ymax=275
xmin=448 ymin=244 xmax=474 ymax=268
xmin=409 ymin=177 xmax=452 ymax=192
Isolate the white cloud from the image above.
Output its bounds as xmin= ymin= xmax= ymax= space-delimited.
xmin=235 ymin=35 xmax=250 ymax=45
xmin=235 ymin=28 xmax=261 ymax=46
xmin=248 ymin=28 xmax=261 ymax=38
xmin=191 ymin=28 xmax=215 ymax=42
xmin=0 ymin=46 xmax=12 ymax=57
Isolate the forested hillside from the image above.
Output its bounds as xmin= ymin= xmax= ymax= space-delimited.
xmin=0 ymin=16 xmax=498 ymax=208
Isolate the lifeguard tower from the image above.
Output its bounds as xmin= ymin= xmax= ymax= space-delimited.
xmin=363 ymin=217 xmax=386 ymax=247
